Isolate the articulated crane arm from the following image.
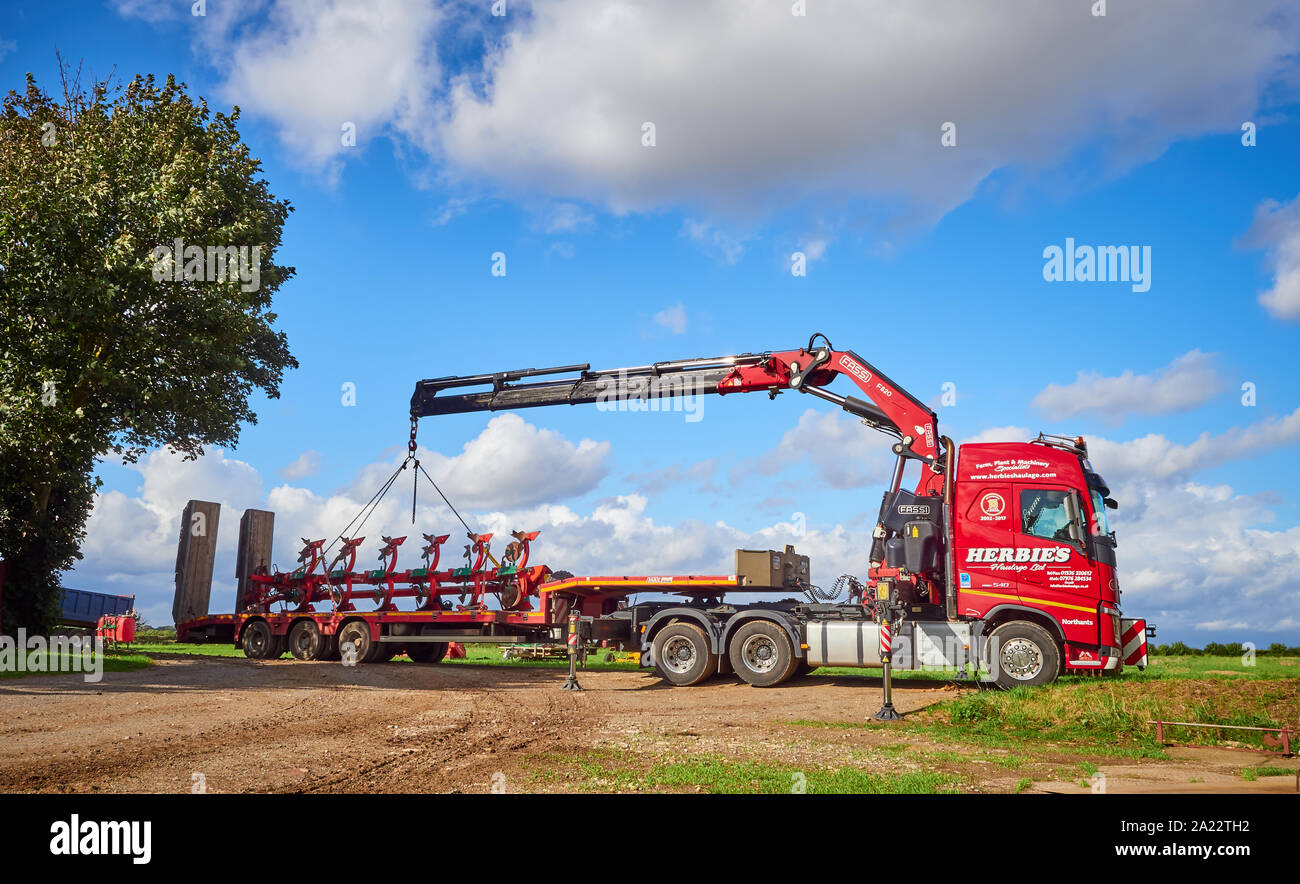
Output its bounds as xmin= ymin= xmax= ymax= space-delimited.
xmin=412 ymin=334 xmax=940 ymax=470
xmin=411 ymin=334 xmax=955 ymax=607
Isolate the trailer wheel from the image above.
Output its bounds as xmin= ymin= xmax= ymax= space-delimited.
xmin=287 ymin=620 xmax=327 ymax=661
xmin=321 ymin=632 xmax=340 ymax=660
xmin=407 ymin=640 xmax=449 ymax=664
xmin=337 ymin=621 xmax=378 ymax=665
xmin=988 ymin=622 xmax=1061 ymax=690
xmin=652 ymin=622 xmax=718 ymax=686
xmin=729 ymin=621 xmax=798 ymax=687
xmin=241 ymin=620 xmax=279 ymax=660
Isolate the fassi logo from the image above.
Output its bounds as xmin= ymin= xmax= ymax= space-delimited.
xmin=837 ymin=355 xmax=872 ymax=385
xmin=966 ymin=547 xmax=1071 ymax=563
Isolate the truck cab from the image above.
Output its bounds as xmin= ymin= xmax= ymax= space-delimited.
xmin=952 ymin=436 xmax=1125 ymax=675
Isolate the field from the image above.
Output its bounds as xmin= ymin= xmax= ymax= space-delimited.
xmin=0 ymin=640 xmax=1295 ymax=794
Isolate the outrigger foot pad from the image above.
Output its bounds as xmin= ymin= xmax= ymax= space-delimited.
xmin=560 ymin=675 xmax=584 ymax=692
xmin=873 ymin=702 xmax=902 ymax=721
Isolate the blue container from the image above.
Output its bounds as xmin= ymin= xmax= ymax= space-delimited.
xmin=58 ymin=588 xmax=136 ymax=629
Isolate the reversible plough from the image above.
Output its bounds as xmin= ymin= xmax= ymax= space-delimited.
xmin=243 ymin=529 xmax=551 ymax=614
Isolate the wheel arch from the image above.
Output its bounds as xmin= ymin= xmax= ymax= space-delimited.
xmin=338 ymin=615 xmax=379 ymax=639
xmin=641 ymin=608 xmax=721 ymax=654
xmin=982 ymin=605 xmax=1066 ymax=645
xmin=235 ymin=615 xmax=270 ymax=643
xmin=721 ymin=610 xmax=802 ymax=659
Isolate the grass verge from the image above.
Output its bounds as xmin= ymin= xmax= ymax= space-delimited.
xmin=528 ymin=748 xmax=960 ymax=794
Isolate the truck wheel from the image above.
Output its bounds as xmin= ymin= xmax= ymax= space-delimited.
xmin=287 ymin=620 xmax=326 ymax=661
xmin=338 ymin=621 xmax=376 ymax=665
xmin=241 ymin=620 xmax=278 ymax=659
xmin=653 ymin=622 xmax=718 ymax=686
xmin=729 ymin=621 xmax=798 ymax=687
xmin=407 ymin=639 xmax=449 ymax=663
xmin=989 ymin=622 xmax=1061 ymax=689
xmin=320 ymin=632 xmax=340 ymax=660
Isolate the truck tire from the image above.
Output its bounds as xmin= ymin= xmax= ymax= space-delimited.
xmin=988 ymin=621 xmax=1061 ymax=689
xmin=407 ymin=640 xmax=449 ymax=664
xmin=653 ymin=622 xmax=718 ymax=686
xmin=729 ymin=620 xmax=798 ymax=687
xmin=287 ymin=620 xmax=327 ymax=661
xmin=338 ymin=620 xmax=378 ymax=665
xmin=241 ymin=620 xmax=279 ymax=659
xmin=320 ymin=632 xmax=340 ymax=660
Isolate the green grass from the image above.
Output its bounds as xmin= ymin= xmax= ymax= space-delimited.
xmin=444 ymin=644 xmax=639 ymax=671
xmin=133 ymin=634 xmax=642 ymax=669
xmin=529 ymin=749 xmax=960 ymax=794
xmin=1112 ymin=655 xmax=1300 ymax=681
xmin=791 ymin=683 xmax=1174 ymax=759
xmin=0 ymin=650 xmax=151 ymax=679
xmin=807 ymin=655 xmax=1300 ymax=684
xmin=1241 ymin=766 xmax=1295 ymax=781
xmin=130 ymin=640 xmax=246 ymax=658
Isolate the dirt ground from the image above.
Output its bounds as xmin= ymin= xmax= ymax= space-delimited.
xmin=1 ymin=656 xmax=1295 ymax=794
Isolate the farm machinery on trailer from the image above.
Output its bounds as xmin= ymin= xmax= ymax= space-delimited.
xmin=175 ymin=333 xmax=1151 ymax=690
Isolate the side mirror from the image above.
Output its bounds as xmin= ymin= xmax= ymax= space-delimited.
xmin=1104 ymin=497 xmax=1118 ymax=510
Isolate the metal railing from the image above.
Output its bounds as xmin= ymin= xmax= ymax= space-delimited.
xmin=1148 ymin=720 xmax=1293 ymax=756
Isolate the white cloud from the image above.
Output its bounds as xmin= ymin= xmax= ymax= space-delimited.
xmin=278 ymin=449 xmax=322 ymax=480
xmin=539 ymin=202 xmax=595 ymax=233
xmin=653 ymin=302 xmax=687 ymax=335
xmin=437 ymin=0 xmax=1300 ymax=222
xmin=431 ymin=197 xmax=474 ymax=226
xmin=800 ymin=238 xmax=830 ymax=262
xmin=422 ymin=413 xmax=610 ymax=509
xmin=470 ymin=494 xmax=867 ymax=591
xmin=681 ymin=219 xmax=747 ymax=264
xmin=1108 ymin=479 xmax=1300 ymax=638
xmin=1089 ymin=406 xmax=1300 ymax=482
xmin=626 ymin=459 xmax=720 ymax=495
xmin=201 ymin=0 xmax=444 ymax=175
xmin=961 ymin=425 xmax=1032 ymax=446
xmin=1238 ymin=191 xmax=1300 ymax=320
xmin=77 ymin=449 xmax=265 ymax=624
xmin=117 ymin=0 xmax=1300 ymax=232
xmin=1031 ymin=350 xmax=1225 ymax=423
xmin=748 ymin=409 xmax=894 ymax=490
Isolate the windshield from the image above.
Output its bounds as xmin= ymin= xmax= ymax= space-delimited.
xmin=1089 ymin=489 xmax=1111 ymax=536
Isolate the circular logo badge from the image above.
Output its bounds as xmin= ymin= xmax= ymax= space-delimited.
xmin=980 ymin=492 xmax=1006 ymax=518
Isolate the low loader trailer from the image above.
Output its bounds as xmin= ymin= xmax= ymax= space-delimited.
xmin=177 ymin=333 xmax=1152 ymax=691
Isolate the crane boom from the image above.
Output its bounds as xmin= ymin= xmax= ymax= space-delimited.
xmin=410 ymin=334 xmax=943 ymax=469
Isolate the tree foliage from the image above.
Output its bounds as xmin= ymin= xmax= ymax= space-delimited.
xmin=0 ymin=69 xmax=296 ymax=632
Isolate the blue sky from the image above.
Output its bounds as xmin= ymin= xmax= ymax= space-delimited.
xmin=6 ymin=0 xmax=1300 ymax=643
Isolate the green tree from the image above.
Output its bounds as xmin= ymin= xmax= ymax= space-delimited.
xmin=0 ymin=69 xmax=296 ymax=633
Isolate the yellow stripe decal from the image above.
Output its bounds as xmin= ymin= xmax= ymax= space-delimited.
xmin=961 ymin=588 xmax=1096 ymax=614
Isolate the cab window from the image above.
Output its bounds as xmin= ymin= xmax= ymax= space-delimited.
xmin=1020 ymin=489 xmax=1074 ymax=543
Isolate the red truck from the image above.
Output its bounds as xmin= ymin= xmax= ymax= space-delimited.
xmin=177 ymin=333 xmax=1150 ymax=689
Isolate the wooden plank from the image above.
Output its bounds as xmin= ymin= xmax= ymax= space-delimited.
xmin=235 ymin=509 xmax=275 ymax=613
xmin=172 ymin=500 xmax=221 ymax=625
